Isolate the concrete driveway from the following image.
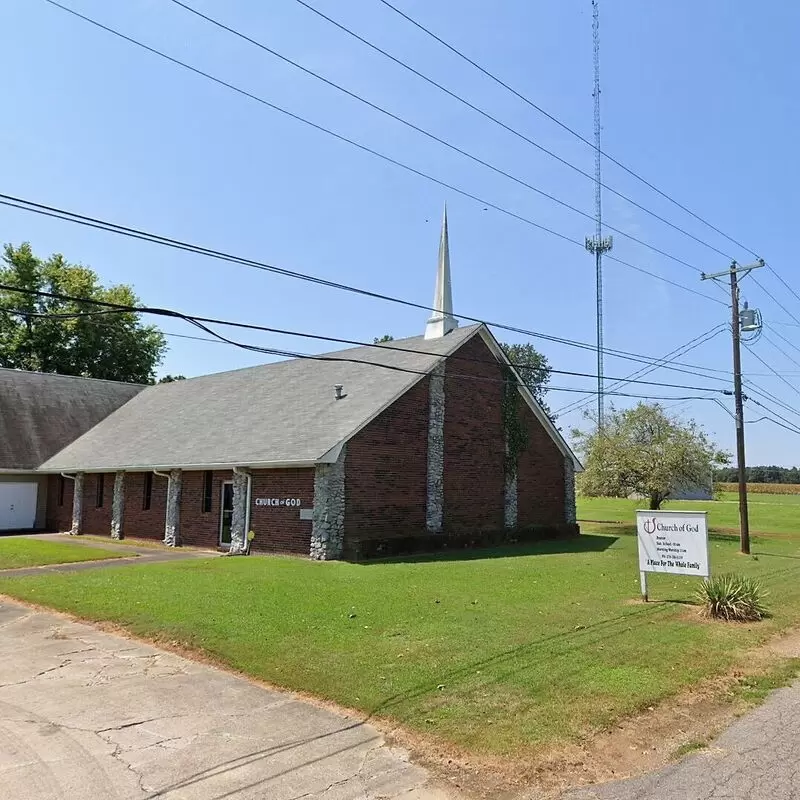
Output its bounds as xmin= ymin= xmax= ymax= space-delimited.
xmin=0 ymin=600 xmax=454 ymax=799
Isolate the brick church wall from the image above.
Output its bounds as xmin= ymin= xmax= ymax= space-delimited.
xmin=344 ymin=377 xmax=429 ymax=540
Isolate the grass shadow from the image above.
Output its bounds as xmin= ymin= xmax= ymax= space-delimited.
xmin=356 ymin=533 xmax=619 ymax=565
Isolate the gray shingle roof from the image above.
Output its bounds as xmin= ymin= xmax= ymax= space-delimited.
xmin=39 ymin=325 xmax=484 ymax=472
xmin=0 ymin=369 xmax=144 ymax=471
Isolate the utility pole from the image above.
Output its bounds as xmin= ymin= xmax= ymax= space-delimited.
xmin=585 ymin=0 xmax=613 ymax=428
xmin=701 ymin=259 xmax=764 ymax=554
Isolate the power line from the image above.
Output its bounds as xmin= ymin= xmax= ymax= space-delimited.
xmin=0 ymin=193 xmax=733 ymax=381
xmin=748 ymin=397 xmax=800 ymax=435
xmin=43 ymin=0 xmax=712 ymax=277
xmin=374 ymin=0 xmax=761 ymax=260
xmin=762 ymin=332 xmax=800 ymax=371
xmin=765 ymin=324 xmax=800 ymax=359
xmin=0 ymin=294 xmax=731 ymax=394
xmin=766 ymin=263 xmax=800 ymax=307
xmin=555 ymin=324 xmax=727 ymax=416
xmin=744 ymin=344 xmax=800 ymax=400
xmin=283 ymin=0 xmax=735 ymax=262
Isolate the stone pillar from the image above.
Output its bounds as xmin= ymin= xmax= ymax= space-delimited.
xmin=164 ymin=469 xmax=182 ymax=547
xmin=69 ymin=472 xmax=84 ymax=535
xmin=504 ymin=472 xmax=518 ymax=529
xmin=426 ymin=362 xmax=445 ymax=533
xmin=564 ymin=459 xmax=577 ymax=524
xmin=229 ymin=469 xmax=249 ymax=554
xmin=111 ymin=472 xmax=125 ymax=540
xmin=311 ymin=445 xmax=346 ymax=560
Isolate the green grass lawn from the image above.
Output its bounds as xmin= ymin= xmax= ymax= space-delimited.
xmin=2 ymin=529 xmax=800 ymax=755
xmin=579 ymin=492 xmax=800 ymax=536
xmin=0 ymin=537 xmax=128 ymax=569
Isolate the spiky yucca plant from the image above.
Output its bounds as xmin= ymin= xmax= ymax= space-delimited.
xmin=696 ymin=574 xmax=767 ymax=622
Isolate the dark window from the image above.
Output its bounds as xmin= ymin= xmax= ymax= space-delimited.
xmin=202 ymin=470 xmax=213 ymax=513
xmin=143 ymin=472 xmax=153 ymax=511
xmin=96 ymin=474 xmax=105 ymax=508
xmin=58 ymin=476 xmax=65 ymax=507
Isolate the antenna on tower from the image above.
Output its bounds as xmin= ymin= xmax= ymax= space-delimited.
xmin=585 ymin=0 xmax=613 ymax=428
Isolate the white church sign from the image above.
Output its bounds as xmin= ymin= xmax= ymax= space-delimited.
xmin=636 ymin=510 xmax=709 ymax=601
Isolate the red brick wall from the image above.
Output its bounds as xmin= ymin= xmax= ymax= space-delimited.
xmin=45 ymin=474 xmax=73 ymax=532
xmin=443 ymin=335 xmax=506 ymax=532
xmin=178 ymin=468 xmax=314 ymax=553
xmin=122 ymin=472 xmax=168 ymax=540
xmin=81 ymin=472 xmax=113 ymax=536
xmin=516 ymin=402 xmax=567 ymax=527
xmin=180 ymin=469 xmax=233 ymax=549
xmin=345 ymin=376 xmax=429 ymax=539
xmin=249 ymin=468 xmax=314 ymax=554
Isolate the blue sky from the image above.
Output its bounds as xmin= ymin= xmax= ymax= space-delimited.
xmin=2 ymin=0 xmax=800 ymax=464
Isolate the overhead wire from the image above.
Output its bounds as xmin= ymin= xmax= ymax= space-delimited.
xmin=0 ymin=193 xmax=734 ymax=380
xmin=374 ymin=0 xmax=762 ymax=260
xmin=187 ymin=0 xmax=738 ymax=263
xmin=0 ymin=292 xmax=732 ymax=394
xmin=554 ymin=324 xmax=727 ymax=416
xmin=40 ymin=0 xmax=720 ymax=280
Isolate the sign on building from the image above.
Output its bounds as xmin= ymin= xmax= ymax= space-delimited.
xmin=636 ymin=510 xmax=709 ymax=601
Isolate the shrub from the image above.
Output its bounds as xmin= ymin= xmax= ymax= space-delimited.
xmin=696 ymin=574 xmax=767 ymax=621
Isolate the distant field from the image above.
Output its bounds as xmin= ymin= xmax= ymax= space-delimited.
xmin=716 ymin=482 xmax=800 ymax=495
xmin=578 ymin=492 xmax=800 ymax=536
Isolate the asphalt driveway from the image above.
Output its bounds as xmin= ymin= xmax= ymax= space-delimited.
xmin=0 ymin=600 xmax=454 ymax=799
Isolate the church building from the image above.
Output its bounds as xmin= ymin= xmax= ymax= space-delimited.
xmin=0 ymin=212 xmax=581 ymax=558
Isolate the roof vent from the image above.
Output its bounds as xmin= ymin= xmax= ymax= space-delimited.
xmin=334 ymin=384 xmax=346 ymax=400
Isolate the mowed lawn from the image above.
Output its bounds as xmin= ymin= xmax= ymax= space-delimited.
xmin=0 ymin=537 xmax=127 ymax=569
xmin=3 ymin=528 xmax=800 ymax=755
xmin=579 ymin=492 xmax=800 ymax=536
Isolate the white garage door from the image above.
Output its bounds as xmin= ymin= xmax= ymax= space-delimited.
xmin=0 ymin=483 xmax=38 ymax=531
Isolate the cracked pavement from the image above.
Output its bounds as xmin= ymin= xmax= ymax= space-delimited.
xmin=563 ymin=682 xmax=800 ymax=799
xmin=0 ymin=600 xmax=455 ymax=799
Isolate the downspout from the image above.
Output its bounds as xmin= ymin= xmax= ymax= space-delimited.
xmin=152 ymin=470 xmax=169 ymax=480
xmin=60 ymin=472 xmax=75 ymax=482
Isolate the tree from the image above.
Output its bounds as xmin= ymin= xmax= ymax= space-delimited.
xmin=0 ymin=243 xmax=166 ymax=383
xmin=500 ymin=342 xmax=553 ymax=419
xmin=158 ymin=374 xmax=186 ymax=383
xmin=373 ymin=334 xmax=394 ymax=343
xmin=572 ymin=402 xmax=729 ymax=510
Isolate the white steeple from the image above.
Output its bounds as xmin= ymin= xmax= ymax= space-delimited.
xmin=424 ymin=204 xmax=459 ymax=340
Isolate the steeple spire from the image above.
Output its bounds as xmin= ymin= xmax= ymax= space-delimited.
xmin=424 ymin=204 xmax=458 ymax=340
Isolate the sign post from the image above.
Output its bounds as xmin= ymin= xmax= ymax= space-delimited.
xmin=636 ymin=510 xmax=710 ymax=602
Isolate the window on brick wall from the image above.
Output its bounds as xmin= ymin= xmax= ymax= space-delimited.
xmin=96 ymin=474 xmax=105 ymax=508
xmin=202 ymin=470 xmax=213 ymax=513
xmin=58 ymin=475 xmax=65 ymax=507
xmin=143 ymin=472 xmax=153 ymax=511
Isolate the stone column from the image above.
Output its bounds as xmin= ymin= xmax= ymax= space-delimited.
xmin=164 ymin=469 xmax=182 ymax=547
xmin=503 ymin=436 xmax=518 ymax=529
xmin=426 ymin=362 xmax=445 ymax=533
xmin=111 ymin=472 xmax=125 ymax=540
xmin=564 ymin=459 xmax=577 ymax=524
xmin=504 ymin=472 xmax=518 ymax=529
xmin=69 ymin=472 xmax=84 ymax=535
xmin=229 ymin=469 xmax=249 ymax=555
xmin=311 ymin=445 xmax=346 ymax=560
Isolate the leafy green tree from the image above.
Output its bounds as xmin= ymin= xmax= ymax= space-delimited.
xmin=0 ymin=243 xmax=166 ymax=383
xmin=158 ymin=374 xmax=186 ymax=383
xmin=572 ymin=402 xmax=729 ymax=510
xmin=373 ymin=334 xmax=394 ymax=343
xmin=500 ymin=342 xmax=553 ymax=419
